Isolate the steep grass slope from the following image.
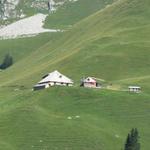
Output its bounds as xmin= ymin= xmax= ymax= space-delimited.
xmin=0 ymin=0 xmax=150 ymax=150
xmin=0 ymin=33 xmax=56 ymax=62
xmin=0 ymin=87 xmax=149 ymax=150
xmin=45 ymin=0 xmax=115 ymax=29
xmin=1 ymin=0 xmax=150 ymax=88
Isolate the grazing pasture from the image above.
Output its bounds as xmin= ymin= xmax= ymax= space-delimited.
xmin=0 ymin=0 xmax=150 ymax=149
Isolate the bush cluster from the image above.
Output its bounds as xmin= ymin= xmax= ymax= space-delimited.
xmin=0 ymin=54 xmax=13 ymax=70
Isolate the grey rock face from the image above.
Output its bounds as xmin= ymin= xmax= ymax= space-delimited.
xmin=0 ymin=0 xmax=20 ymax=19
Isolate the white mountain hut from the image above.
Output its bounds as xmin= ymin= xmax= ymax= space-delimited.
xmin=128 ymin=86 xmax=141 ymax=93
xmin=80 ymin=77 xmax=102 ymax=88
xmin=33 ymin=70 xmax=73 ymax=90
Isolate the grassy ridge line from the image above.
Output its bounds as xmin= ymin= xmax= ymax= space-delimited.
xmin=1 ymin=0 xmax=150 ymax=87
xmin=2 ymin=0 xmax=117 ymax=85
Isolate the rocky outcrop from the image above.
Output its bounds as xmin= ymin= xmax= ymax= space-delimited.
xmin=0 ymin=0 xmax=20 ymax=19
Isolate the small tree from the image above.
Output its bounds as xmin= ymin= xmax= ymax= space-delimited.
xmin=0 ymin=54 xmax=13 ymax=69
xmin=124 ymin=128 xmax=140 ymax=150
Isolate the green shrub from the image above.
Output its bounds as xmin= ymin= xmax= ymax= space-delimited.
xmin=0 ymin=54 xmax=13 ymax=69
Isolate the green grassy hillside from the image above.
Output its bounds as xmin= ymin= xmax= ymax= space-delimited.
xmin=0 ymin=87 xmax=149 ymax=150
xmin=0 ymin=0 xmax=150 ymax=149
xmin=1 ymin=0 xmax=150 ymax=88
xmin=45 ymin=0 xmax=115 ymax=29
xmin=0 ymin=33 xmax=55 ymax=62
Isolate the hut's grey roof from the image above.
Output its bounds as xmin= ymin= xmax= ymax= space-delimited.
xmin=34 ymin=83 xmax=49 ymax=87
xmin=83 ymin=77 xmax=96 ymax=83
xmin=128 ymin=86 xmax=141 ymax=89
xmin=39 ymin=70 xmax=73 ymax=84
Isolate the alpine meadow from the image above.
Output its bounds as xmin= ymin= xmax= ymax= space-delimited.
xmin=0 ymin=0 xmax=150 ymax=150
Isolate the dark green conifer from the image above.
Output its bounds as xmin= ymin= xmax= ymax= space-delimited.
xmin=124 ymin=128 xmax=140 ymax=150
xmin=0 ymin=54 xmax=13 ymax=69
